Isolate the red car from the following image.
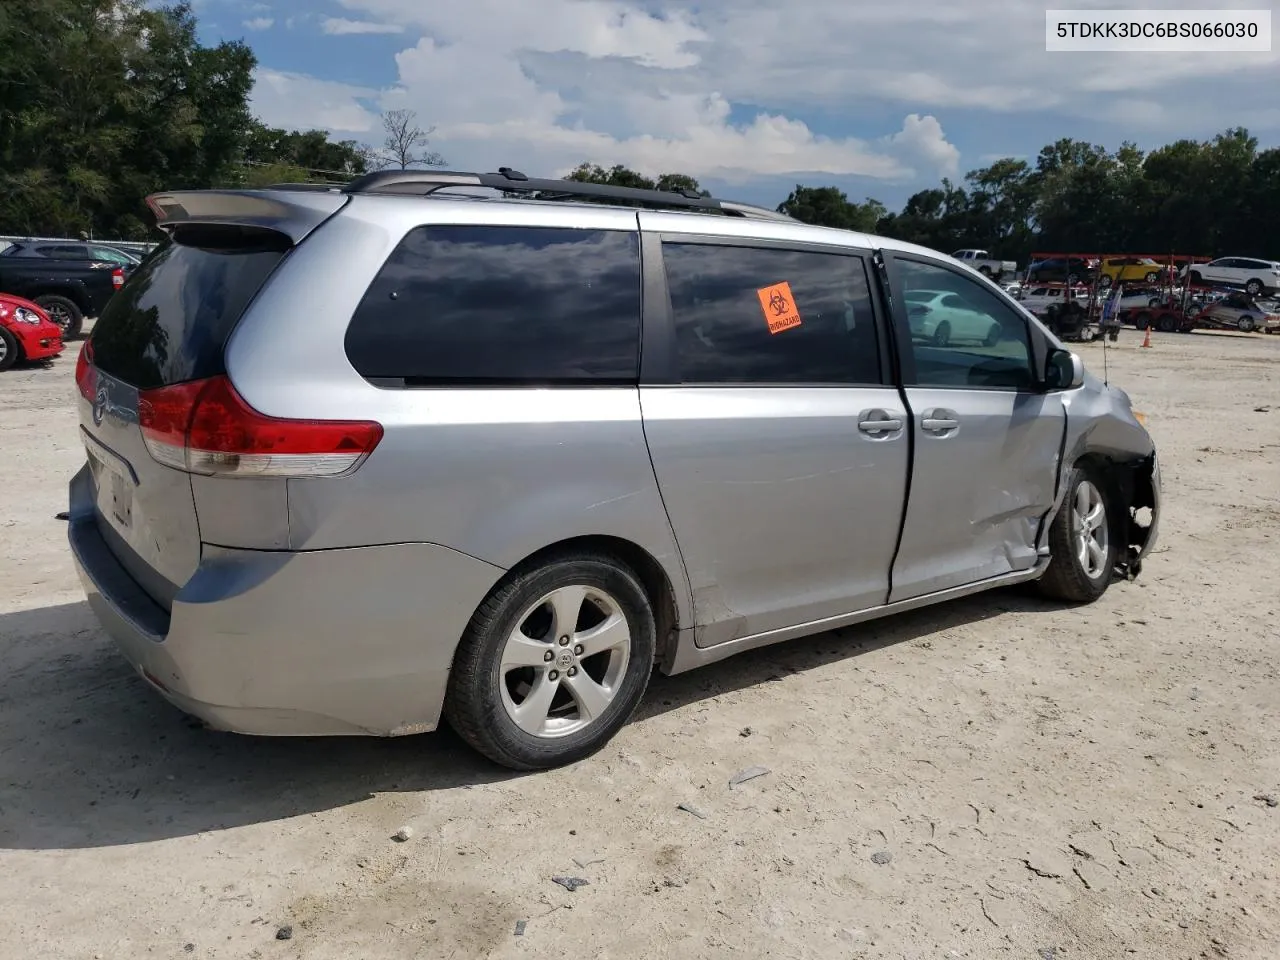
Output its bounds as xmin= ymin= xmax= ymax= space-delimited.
xmin=0 ymin=293 xmax=65 ymax=370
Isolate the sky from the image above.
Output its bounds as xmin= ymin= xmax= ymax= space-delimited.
xmin=194 ymin=0 xmax=1280 ymax=211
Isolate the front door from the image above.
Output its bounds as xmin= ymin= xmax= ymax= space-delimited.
xmin=638 ymin=226 xmax=909 ymax=646
xmin=884 ymin=253 xmax=1066 ymax=602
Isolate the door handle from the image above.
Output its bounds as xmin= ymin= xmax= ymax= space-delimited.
xmin=857 ymin=410 xmax=903 ymax=435
xmin=921 ymin=408 xmax=959 ymax=434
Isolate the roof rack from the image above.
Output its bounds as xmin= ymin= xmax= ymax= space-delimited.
xmin=337 ymin=167 xmax=796 ymax=221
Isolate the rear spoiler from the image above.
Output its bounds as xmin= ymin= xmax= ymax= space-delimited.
xmin=144 ymin=189 xmax=350 ymax=245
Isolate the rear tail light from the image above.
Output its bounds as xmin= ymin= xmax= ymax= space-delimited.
xmin=111 ymin=268 xmax=124 ymax=289
xmin=136 ymin=375 xmax=383 ymax=478
xmin=75 ymin=341 xmax=97 ymax=401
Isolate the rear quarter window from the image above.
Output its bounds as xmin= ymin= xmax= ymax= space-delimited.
xmin=344 ymin=225 xmax=641 ymax=384
xmin=90 ymin=225 xmax=289 ymax=389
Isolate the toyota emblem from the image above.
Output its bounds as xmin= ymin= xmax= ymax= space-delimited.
xmin=92 ymin=387 xmax=108 ymax=426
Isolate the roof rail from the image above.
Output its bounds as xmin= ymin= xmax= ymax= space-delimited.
xmin=340 ymin=167 xmax=792 ymax=220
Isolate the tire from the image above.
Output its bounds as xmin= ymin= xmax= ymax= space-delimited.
xmin=1238 ymin=315 xmax=1256 ymax=333
xmin=0 ymin=327 xmax=19 ymax=371
xmin=983 ymin=323 xmax=1001 ymax=347
xmin=33 ymin=295 xmax=83 ymax=338
xmin=1189 ymin=270 xmax=1203 ymax=286
xmin=1156 ymin=314 xmax=1177 ymax=333
xmin=931 ymin=321 xmax=951 ymax=347
xmin=1038 ymin=463 xmax=1118 ymax=603
xmin=443 ymin=551 xmax=657 ymax=770
xmin=1098 ymin=275 xmax=1113 ymax=289
xmin=978 ymin=266 xmax=992 ymax=278
xmin=1245 ymin=279 xmax=1263 ymax=297
xmin=1144 ymin=271 xmax=1159 ymax=283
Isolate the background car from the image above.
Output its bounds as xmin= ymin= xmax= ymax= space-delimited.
xmin=0 ymin=293 xmax=64 ymax=370
xmin=904 ymin=288 xmax=1004 ymax=345
xmin=1 ymin=240 xmax=141 ymax=273
xmin=1098 ymin=257 xmax=1168 ymax=288
xmin=1194 ymin=292 xmax=1280 ymax=333
xmin=1182 ymin=257 xmax=1280 ymax=297
xmin=1027 ymin=256 xmax=1098 ymax=284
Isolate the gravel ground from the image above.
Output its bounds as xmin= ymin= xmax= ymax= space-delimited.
xmin=1 ymin=327 xmax=1278 ymax=960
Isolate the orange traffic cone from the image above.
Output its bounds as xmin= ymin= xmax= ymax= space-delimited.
xmin=1140 ymin=324 xmax=1152 ymax=348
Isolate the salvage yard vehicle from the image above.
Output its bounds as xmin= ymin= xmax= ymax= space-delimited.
xmin=0 ymin=293 xmax=64 ymax=370
xmin=67 ymin=170 xmax=1161 ymax=771
xmin=1181 ymin=257 xmax=1280 ymax=297
xmin=0 ymin=243 xmax=125 ymax=337
xmin=905 ymin=288 xmax=1005 ymax=345
xmin=1097 ymin=257 xmax=1167 ymax=288
xmin=1192 ymin=292 xmax=1280 ymax=333
xmin=949 ymin=249 xmax=1017 ymax=282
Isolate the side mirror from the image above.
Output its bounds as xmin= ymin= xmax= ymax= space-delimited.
xmin=1044 ymin=348 xmax=1084 ymax=390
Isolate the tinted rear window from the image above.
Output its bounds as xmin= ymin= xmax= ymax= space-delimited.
xmin=344 ymin=225 xmax=641 ymax=384
xmin=90 ymin=225 xmax=289 ymax=389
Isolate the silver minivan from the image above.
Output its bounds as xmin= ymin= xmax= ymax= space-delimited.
xmin=68 ymin=169 xmax=1160 ymax=770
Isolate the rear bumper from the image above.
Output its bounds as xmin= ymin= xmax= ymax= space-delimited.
xmin=68 ymin=473 xmax=504 ymax=736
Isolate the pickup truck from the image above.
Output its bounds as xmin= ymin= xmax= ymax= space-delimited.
xmin=950 ymin=249 xmax=1018 ymax=281
xmin=0 ymin=243 xmax=125 ymax=337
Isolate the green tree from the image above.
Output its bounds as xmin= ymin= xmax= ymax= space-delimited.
xmin=776 ymin=185 xmax=885 ymax=232
xmin=0 ymin=0 xmax=369 ymax=237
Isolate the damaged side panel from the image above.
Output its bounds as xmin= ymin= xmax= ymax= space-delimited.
xmin=1051 ymin=381 xmax=1160 ymax=577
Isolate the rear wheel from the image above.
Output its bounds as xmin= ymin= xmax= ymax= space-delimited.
xmin=1038 ymin=464 xmax=1117 ymax=603
xmin=0 ymin=327 xmax=19 ymax=371
xmin=931 ymin=321 xmax=951 ymax=347
xmin=1156 ymin=313 xmax=1177 ymax=333
xmin=1189 ymin=270 xmax=1203 ymax=286
xmin=1133 ymin=310 xmax=1152 ymax=329
xmin=33 ymin=295 xmax=83 ymax=339
xmin=1098 ymin=275 xmax=1113 ymax=289
xmin=1144 ymin=271 xmax=1159 ymax=283
xmin=444 ymin=551 xmax=656 ymax=770
xmin=1237 ymin=315 xmax=1256 ymax=332
xmin=983 ymin=323 xmax=1001 ymax=347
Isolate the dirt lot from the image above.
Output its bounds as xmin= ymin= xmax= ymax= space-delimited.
xmin=1 ymin=327 xmax=1278 ymax=960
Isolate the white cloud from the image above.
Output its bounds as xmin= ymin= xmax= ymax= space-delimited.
xmin=321 ymin=17 xmax=405 ymax=35
xmin=250 ymin=69 xmax=381 ymax=134
xmin=242 ymin=17 xmax=273 ymax=31
xmin=248 ymin=0 xmax=1279 ymax=189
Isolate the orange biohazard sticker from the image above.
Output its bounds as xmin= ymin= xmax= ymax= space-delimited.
xmin=757 ymin=281 xmax=802 ymax=334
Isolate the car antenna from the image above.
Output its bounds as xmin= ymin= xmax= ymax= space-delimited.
xmin=1100 ymin=280 xmax=1114 ymax=387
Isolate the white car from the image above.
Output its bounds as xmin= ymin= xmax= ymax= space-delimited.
xmin=904 ymin=289 xmax=1004 ymax=346
xmin=1016 ymin=285 xmax=1093 ymax=317
xmin=1181 ymin=257 xmax=1280 ymax=297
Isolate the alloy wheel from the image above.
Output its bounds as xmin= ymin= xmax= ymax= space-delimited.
xmin=498 ymin=584 xmax=631 ymax=738
xmin=1072 ymin=480 xmax=1110 ymax=580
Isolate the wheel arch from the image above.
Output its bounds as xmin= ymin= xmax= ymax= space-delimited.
xmin=1060 ymin=449 xmax=1157 ymax=578
xmin=500 ymin=534 xmax=683 ymax=668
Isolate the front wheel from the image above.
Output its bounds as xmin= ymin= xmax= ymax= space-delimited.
xmin=0 ymin=326 xmax=19 ymax=371
xmin=1245 ymin=279 xmax=1263 ymax=297
xmin=1144 ymin=271 xmax=1159 ymax=283
xmin=1098 ymin=275 xmax=1113 ymax=288
xmin=1038 ymin=465 xmax=1118 ymax=603
xmin=444 ymin=552 xmax=656 ymax=770
xmin=1238 ymin=315 xmax=1257 ymax=333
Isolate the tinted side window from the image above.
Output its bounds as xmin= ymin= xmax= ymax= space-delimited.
xmin=661 ymin=242 xmax=881 ymax=385
xmin=345 ymin=226 xmax=640 ymax=384
xmin=897 ymin=258 xmax=1034 ymax=391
